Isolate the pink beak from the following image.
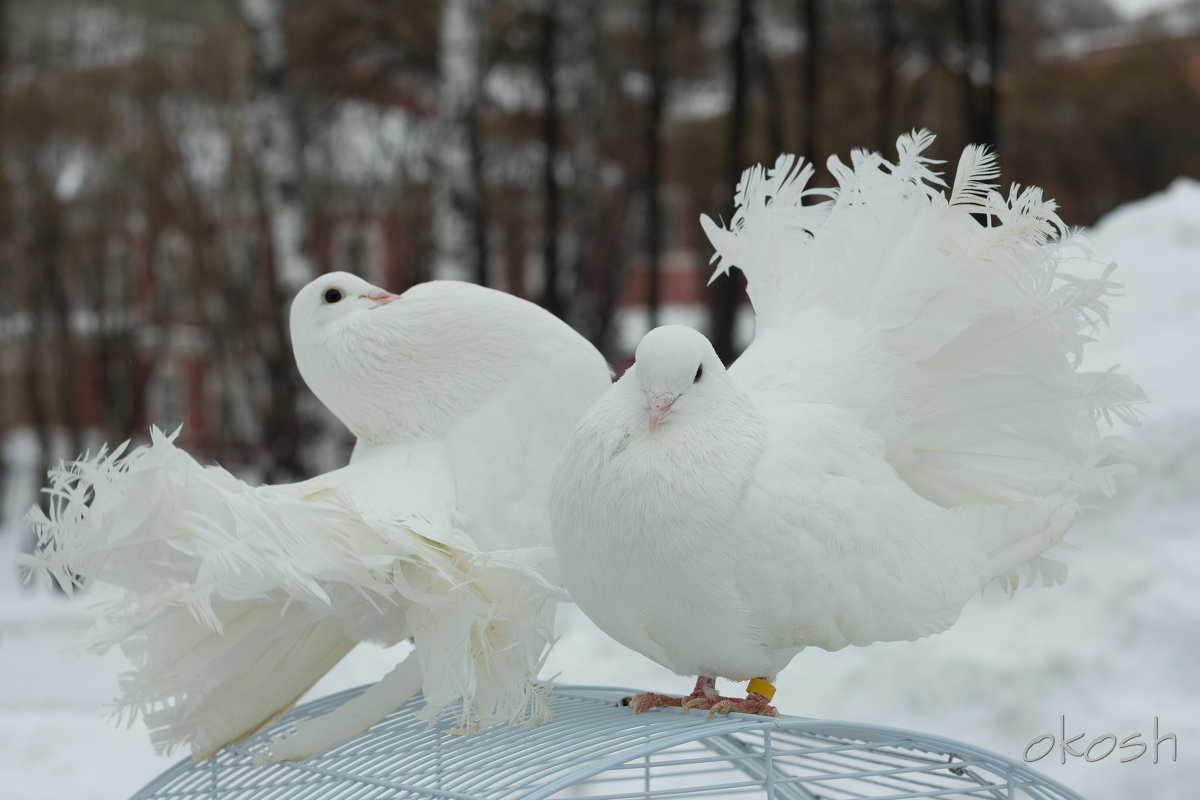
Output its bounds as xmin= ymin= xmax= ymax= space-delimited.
xmin=647 ymin=392 xmax=677 ymax=432
xmin=366 ymin=289 xmax=400 ymax=307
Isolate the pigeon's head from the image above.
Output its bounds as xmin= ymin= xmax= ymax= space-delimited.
xmin=290 ymin=272 xmax=604 ymax=445
xmin=289 ymin=271 xmax=407 ymax=438
xmin=290 ymin=272 xmax=400 ymax=336
xmin=632 ymin=325 xmax=726 ymax=432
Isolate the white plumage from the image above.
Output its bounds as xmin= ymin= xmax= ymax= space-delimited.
xmin=550 ymin=132 xmax=1144 ymax=714
xmin=22 ymin=272 xmax=611 ymax=761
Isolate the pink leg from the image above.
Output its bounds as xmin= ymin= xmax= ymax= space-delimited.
xmin=705 ymin=677 xmax=781 ymax=721
xmin=680 ymin=676 xmax=739 ymax=713
xmin=626 ymin=676 xmax=721 ymax=715
xmin=625 ymin=691 xmax=679 ymax=714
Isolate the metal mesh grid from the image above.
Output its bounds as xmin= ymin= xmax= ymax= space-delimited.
xmin=128 ymin=685 xmax=1085 ymax=800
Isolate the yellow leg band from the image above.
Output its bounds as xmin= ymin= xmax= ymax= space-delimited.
xmin=747 ymin=678 xmax=776 ymax=702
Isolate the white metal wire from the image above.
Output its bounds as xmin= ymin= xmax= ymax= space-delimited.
xmin=128 ymin=685 xmax=1086 ymax=800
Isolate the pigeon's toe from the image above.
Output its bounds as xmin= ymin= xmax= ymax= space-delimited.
xmin=704 ymin=700 xmax=735 ymax=720
xmin=627 ymin=691 xmax=683 ymax=715
xmin=704 ymin=693 xmax=779 ymax=720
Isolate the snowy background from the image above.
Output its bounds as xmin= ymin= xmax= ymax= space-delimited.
xmin=2 ymin=179 xmax=1198 ymax=799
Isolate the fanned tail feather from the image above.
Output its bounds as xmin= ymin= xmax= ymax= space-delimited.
xmin=947 ymin=144 xmax=1001 ymax=212
xmin=117 ymin=604 xmax=356 ymax=761
xmin=702 ymin=130 xmax=1145 ymax=586
xmin=954 ymin=501 xmax=1078 ymax=594
xmin=20 ymin=427 xmax=562 ymax=757
xmin=254 ymin=652 xmax=424 ymax=765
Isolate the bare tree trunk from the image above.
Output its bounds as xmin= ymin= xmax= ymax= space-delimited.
xmin=983 ymin=0 xmax=1000 ymax=148
xmin=956 ymin=0 xmax=978 ymax=143
xmin=645 ymin=0 xmax=665 ymax=331
xmin=712 ymin=0 xmax=753 ymax=365
xmin=955 ymin=0 xmax=999 ymax=147
xmin=876 ymin=0 xmax=896 ymax=152
xmin=539 ymin=0 xmax=562 ymax=314
xmin=0 ymin=0 xmax=9 ymax=525
xmin=594 ymin=190 xmax=644 ymax=359
xmin=240 ymin=0 xmax=314 ymax=295
xmin=23 ymin=184 xmax=76 ymax=514
xmin=799 ymin=0 xmax=821 ymax=158
xmin=753 ymin=22 xmax=786 ymax=159
xmin=20 ymin=273 xmax=51 ymax=517
xmin=468 ymin=88 xmax=488 ymax=287
xmin=17 ymin=246 xmax=56 ymax=579
xmin=566 ymin=0 xmax=604 ymax=337
xmin=89 ymin=244 xmax=137 ymax=447
xmin=45 ymin=246 xmax=81 ymax=463
xmin=433 ymin=0 xmax=486 ymax=284
xmin=240 ymin=0 xmax=319 ymax=480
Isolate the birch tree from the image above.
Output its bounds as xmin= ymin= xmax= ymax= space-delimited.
xmin=433 ymin=0 xmax=486 ymax=284
xmin=240 ymin=0 xmax=315 ymax=295
xmin=240 ymin=0 xmax=324 ymax=479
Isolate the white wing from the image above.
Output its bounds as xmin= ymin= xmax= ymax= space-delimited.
xmin=729 ymin=401 xmax=1077 ymax=656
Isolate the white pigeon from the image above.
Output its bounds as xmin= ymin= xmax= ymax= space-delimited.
xmin=550 ymin=131 xmax=1144 ymax=719
xmin=22 ymin=271 xmax=611 ymax=762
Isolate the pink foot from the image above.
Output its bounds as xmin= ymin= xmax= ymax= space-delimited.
xmin=679 ymin=676 xmax=737 ymax=713
xmin=681 ymin=693 xmax=743 ymax=712
xmin=705 ymin=690 xmax=780 ymax=721
xmin=624 ymin=676 xmax=723 ymax=715
xmin=624 ymin=691 xmax=683 ymax=714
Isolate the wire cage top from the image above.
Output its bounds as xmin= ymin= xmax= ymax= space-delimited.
xmin=129 ymin=684 xmax=1085 ymax=800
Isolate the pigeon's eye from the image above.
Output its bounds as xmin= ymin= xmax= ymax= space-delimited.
xmin=694 ymin=364 xmax=703 ymax=383
xmin=323 ymin=288 xmax=343 ymax=304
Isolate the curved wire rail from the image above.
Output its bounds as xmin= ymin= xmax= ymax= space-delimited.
xmin=129 ymin=684 xmax=1085 ymax=800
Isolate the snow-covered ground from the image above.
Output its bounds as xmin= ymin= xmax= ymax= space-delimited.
xmin=2 ymin=179 xmax=1197 ymax=800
